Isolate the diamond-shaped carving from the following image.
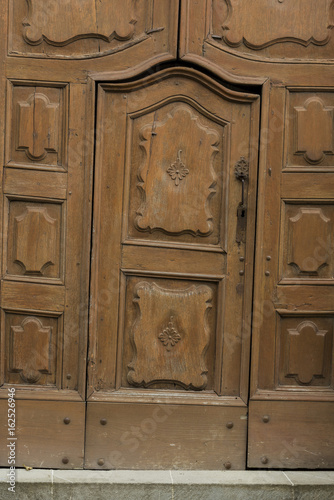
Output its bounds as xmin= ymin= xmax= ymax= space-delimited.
xmin=167 ymin=150 xmax=189 ymax=186
xmin=158 ymin=316 xmax=182 ymax=351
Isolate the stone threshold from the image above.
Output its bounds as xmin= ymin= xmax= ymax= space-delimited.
xmin=0 ymin=469 xmax=334 ymax=499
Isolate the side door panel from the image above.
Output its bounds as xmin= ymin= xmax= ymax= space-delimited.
xmin=248 ymin=85 xmax=334 ymax=469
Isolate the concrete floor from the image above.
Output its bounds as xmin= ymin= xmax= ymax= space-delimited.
xmin=0 ymin=469 xmax=334 ymax=499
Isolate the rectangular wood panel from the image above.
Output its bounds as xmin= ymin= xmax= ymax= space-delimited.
xmin=1 ymin=282 xmax=65 ymax=312
xmin=279 ymin=201 xmax=334 ymax=283
xmin=120 ymin=276 xmax=219 ymax=392
xmin=248 ymin=401 xmax=334 ymax=469
xmin=121 ymin=244 xmax=225 ymax=277
xmin=282 ymin=173 xmax=334 ymax=199
xmin=275 ymin=314 xmax=333 ymax=389
xmin=85 ymin=403 xmax=247 ymax=470
xmin=0 ymin=400 xmax=85 ymax=468
xmin=4 ymin=168 xmax=67 ymax=200
xmin=276 ymin=286 xmax=334 ymax=311
xmin=284 ymin=89 xmax=334 ymax=171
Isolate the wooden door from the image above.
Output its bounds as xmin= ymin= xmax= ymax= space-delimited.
xmin=1 ymin=0 xmax=333 ymax=472
xmin=85 ymin=68 xmax=260 ymax=469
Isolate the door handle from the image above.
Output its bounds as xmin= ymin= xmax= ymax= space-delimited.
xmin=235 ymin=157 xmax=249 ymax=244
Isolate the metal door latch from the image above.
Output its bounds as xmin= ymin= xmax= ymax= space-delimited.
xmin=235 ymin=157 xmax=249 ymax=244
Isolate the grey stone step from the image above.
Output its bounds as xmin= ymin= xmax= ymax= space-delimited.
xmin=0 ymin=469 xmax=334 ymax=500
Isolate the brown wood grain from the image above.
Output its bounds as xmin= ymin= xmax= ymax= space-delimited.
xmin=85 ymin=402 xmax=247 ymax=470
xmin=0 ymin=400 xmax=85 ymax=468
xmin=122 ymin=244 xmax=226 ymax=276
xmin=248 ymin=401 xmax=334 ymax=469
xmin=4 ymin=168 xmax=67 ymax=200
xmin=1 ymin=282 xmax=65 ymax=312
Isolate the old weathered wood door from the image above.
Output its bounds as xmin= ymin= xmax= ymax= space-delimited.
xmin=85 ymin=68 xmax=259 ymax=469
xmin=1 ymin=0 xmax=334 ymax=471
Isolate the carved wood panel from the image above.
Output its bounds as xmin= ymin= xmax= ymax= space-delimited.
xmin=5 ymin=198 xmax=64 ymax=282
xmin=10 ymin=0 xmax=141 ymax=57
xmin=23 ymin=0 xmax=136 ymax=47
xmin=4 ymin=311 xmax=62 ymax=386
xmin=280 ymin=203 xmax=334 ymax=281
xmin=285 ymin=90 xmax=334 ymax=170
xmin=6 ymin=82 xmax=68 ymax=170
xmin=216 ymin=0 xmax=334 ymax=50
xmin=180 ymin=0 xmax=334 ymax=89
xmin=9 ymin=0 xmax=177 ymax=61
xmin=127 ymin=101 xmax=225 ymax=246
xmin=210 ymin=0 xmax=334 ymax=60
xmin=122 ymin=277 xmax=217 ymax=391
xmin=277 ymin=316 xmax=333 ymax=388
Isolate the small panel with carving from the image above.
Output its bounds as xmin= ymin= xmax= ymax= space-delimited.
xmin=122 ymin=277 xmax=217 ymax=391
xmin=281 ymin=203 xmax=334 ymax=281
xmin=128 ymin=101 xmax=225 ymax=246
xmin=210 ymin=0 xmax=334 ymax=60
xmin=6 ymin=83 xmax=67 ymax=169
xmin=5 ymin=312 xmax=61 ymax=386
xmin=285 ymin=91 xmax=334 ymax=169
xmin=5 ymin=199 xmax=64 ymax=281
xmin=277 ymin=316 xmax=333 ymax=388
